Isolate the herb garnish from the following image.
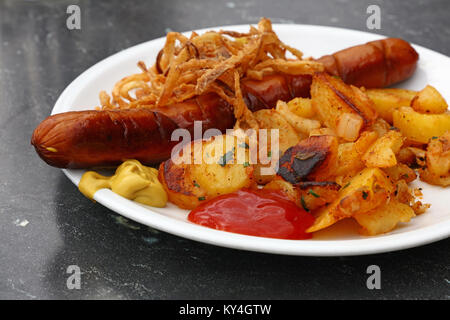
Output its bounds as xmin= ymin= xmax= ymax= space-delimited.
xmin=362 ymin=191 xmax=368 ymax=200
xmin=301 ymin=195 xmax=309 ymax=212
xmin=218 ymin=149 xmax=235 ymax=167
xmin=308 ymin=189 xmax=320 ymax=198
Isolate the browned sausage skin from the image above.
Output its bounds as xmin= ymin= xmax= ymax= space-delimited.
xmin=32 ymin=93 xmax=235 ymax=168
xmin=316 ymin=38 xmax=419 ymax=88
xmin=31 ymin=38 xmax=419 ymax=168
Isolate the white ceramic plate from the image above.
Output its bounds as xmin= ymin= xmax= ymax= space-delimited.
xmin=52 ymin=24 xmax=450 ymax=256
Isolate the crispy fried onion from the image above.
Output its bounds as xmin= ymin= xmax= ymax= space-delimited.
xmin=99 ymin=18 xmax=323 ymax=129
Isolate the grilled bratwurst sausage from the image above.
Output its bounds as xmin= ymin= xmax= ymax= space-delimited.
xmin=31 ymin=38 xmax=419 ymax=168
xmin=31 ymin=93 xmax=234 ymax=168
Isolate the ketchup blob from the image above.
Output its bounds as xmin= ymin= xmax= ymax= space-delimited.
xmin=188 ymin=189 xmax=314 ymax=240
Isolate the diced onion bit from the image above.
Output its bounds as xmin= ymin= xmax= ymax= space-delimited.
xmin=336 ymin=113 xmax=363 ymax=141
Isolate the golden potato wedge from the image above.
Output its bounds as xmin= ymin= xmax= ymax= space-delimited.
xmin=334 ymin=131 xmax=379 ymax=178
xmin=362 ymin=130 xmax=405 ymax=168
xmin=418 ymin=131 xmax=450 ymax=187
xmin=410 ymin=85 xmax=448 ymax=114
xmin=309 ymin=127 xmax=337 ymax=137
xmin=297 ymin=181 xmax=340 ymax=212
xmin=393 ymin=179 xmax=414 ymax=205
xmin=382 ymin=163 xmax=417 ymax=183
xmin=276 ymin=101 xmax=321 ymax=135
xmin=311 ymin=72 xmax=378 ymax=141
xmin=353 ymin=200 xmax=415 ymax=236
xmin=263 ymin=176 xmax=299 ymax=203
xmin=253 ymin=109 xmax=302 ymax=184
xmin=366 ymin=88 xmax=416 ymax=123
xmin=418 ymin=169 xmax=450 ymax=187
xmin=159 ymin=135 xmax=255 ymax=209
xmin=393 ymin=107 xmax=450 ymax=144
xmin=264 ymin=178 xmax=340 ymax=212
xmin=368 ymin=118 xmax=391 ymax=137
xmin=277 ymin=135 xmax=338 ymax=183
xmin=253 ymin=109 xmax=302 ymax=152
xmin=396 ymin=147 xmax=416 ymax=165
xmin=425 ymin=131 xmax=450 ymax=177
xmin=307 ymin=168 xmax=394 ymax=233
xmin=287 ymin=97 xmax=316 ymax=118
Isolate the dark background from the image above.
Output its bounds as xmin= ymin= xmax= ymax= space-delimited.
xmin=0 ymin=0 xmax=449 ymax=299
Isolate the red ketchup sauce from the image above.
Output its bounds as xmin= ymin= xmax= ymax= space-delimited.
xmin=188 ymin=189 xmax=314 ymax=240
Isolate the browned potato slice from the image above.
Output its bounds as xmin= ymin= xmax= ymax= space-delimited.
xmin=382 ymin=163 xmax=417 ymax=183
xmin=311 ymin=72 xmax=378 ymax=141
xmin=309 ymin=127 xmax=337 ymax=137
xmin=418 ymin=131 xmax=450 ymax=187
xmin=366 ymin=88 xmax=416 ymax=123
xmin=307 ymin=168 xmax=394 ymax=233
xmin=418 ymin=169 xmax=450 ymax=187
xmin=353 ymin=200 xmax=415 ymax=236
xmin=287 ymin=97 xmax=315 ymax=118
xmin=263 ymin=176 xmax=299 ymax=200
xmin=362 ymin=130 xmax=404 ymax=168
xmin=334 ymin=131 xmax=378 ymax=178
xmin=159 ymin=135 xmax=255 ymax=209
xmin=253 ymin=109 xmax=302 ymax=184
xmin=368 ymin=118 xmax=391 ymax=137
xmin=425 ymin=131 xmax=450 ymax=176
xmin=296 ymin=181 xmax=340 ymax=212
xmin=276 ymin=101 xmax=321 ymax=135
xmin=393 ymin=107 xmax=450 ymax=144
xmin=253 ymin=109 xmax=302 ymax=151
xmin=277 ymin=135 xmax=338 ymax=183
xmin=264 ymin=178 xmax=340 ymax=212
xmin=396 ymin=147 xmax=416 ymax=165
xmin=410 ymin=85 xmax=448 ymax=114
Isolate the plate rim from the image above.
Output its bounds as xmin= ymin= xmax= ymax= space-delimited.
xmin=53 ymin=23 xmax=450 ymax=256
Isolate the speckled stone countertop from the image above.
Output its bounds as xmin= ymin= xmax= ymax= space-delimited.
xmin=0 ymin=0 xmax=449 ymax=299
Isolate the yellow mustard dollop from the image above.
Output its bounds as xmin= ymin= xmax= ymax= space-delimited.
xmin=78 ymin=160 xmax=167 ymax=207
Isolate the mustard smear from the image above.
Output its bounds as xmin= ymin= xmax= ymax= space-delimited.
xmin=78 ymin=160 xmax=167 ymax=207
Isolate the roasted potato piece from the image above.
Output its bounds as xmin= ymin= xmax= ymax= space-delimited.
xmin=297 ymin=181 xmax=340 ymax=212
xmin=366 ymin=88 xmax=416 ymax=123
xmin=311 ymin=72 xmax=378 ymax=141
xmin=287 ymin=97 xmax=315 ymax=118
xmin=307 ymin=168 xmax=394 ymax=233
xmin=309 ymin=127 xmax=337 ymax=137
xmin=410 ymin=85 xmax=448 ymax=114
xmin=425 ymin=131 xmax=450 ymax=176
xmin=418 ymin=131 xmax=450 ymax=187
xmin=276 ymin=101 xmax=321 ymax=135
xmin=353 ymin=200 xmax=415 ymax=236
xmin=383 ymin=163 xmax=417 ymax=183
xmin=253 ymin=109 xmax=302 ymax=151
xmin=264 ymin=178 xmax=340 ymax=212
xmin=277 ymin=135 xmax=338 ymax=184
xmin=253 ymin=109 xmax=302 ymax=184
xmin=368 ymin=118 xmax=391 ymax=137
xmin=362 ymin=130 xmax=404 ymax=168
xmin=393 ymin=179 xmax=414 ymax=205
xmin=159 ymin=135 xmax=255 ymax=209
xmin=396 ymin=147 xmax=416 ymax=165
xmin=393 ymin=107 xmax=450 ymax=144
xmin=334 ymin=131 xmax=378 ymax=178
xmin=263 ymin=176 xmax=300 ymax=203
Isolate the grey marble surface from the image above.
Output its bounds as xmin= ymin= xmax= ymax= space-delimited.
xmin=0 ymin=0 xmax=449 ymax=299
